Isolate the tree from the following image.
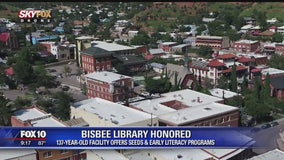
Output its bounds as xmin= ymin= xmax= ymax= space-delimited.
xmin=0 ymin=94 xmax=11 ymax=126
xmin=145 ymin=77 xmax=171 ymax=96
xmin=34 ymin=65 xmax=56 ymax=88
xmin=14 ymin=60 xmax=35 ymax=84
xmin=170 ymin=72 xmax=179 ymax=91
xmin=62 ymin=65 xmax=72 ymax=77
xmin=272 ymin=33 xmax=283 ymax=43
xmin=130 ymin=31 xmax=150 ymax=45
xmin=52 ymin=91 xmax=74 ymax=121
xmin=196 ymin=46 xmax=213 ymax=58
xmin=217 ymin=75 xmax=229 ymax=90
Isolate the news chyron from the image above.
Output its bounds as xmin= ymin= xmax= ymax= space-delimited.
xmin=18 ymin=9 xmax=52 ymax=23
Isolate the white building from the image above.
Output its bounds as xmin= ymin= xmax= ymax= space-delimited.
xmin=209 ymin=88 xmax=238 ymax=99
xmin=277 ymin=26 xmax=284 ymax=34
xmin=84 ymin=150 xmax=129 ymax=160
xmin=248 ymin=149 xmax=284 ymax=160
xmin=71 ymin=98 xmax=159 ymax=127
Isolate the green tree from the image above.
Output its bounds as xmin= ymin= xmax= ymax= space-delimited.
xmin=14 ymin=60 xmax=35 ymax=85
xmin=34 ymin=65 xmax=56 ymax=88
xmin=196 ymin=46 xmax=213 ymax=58
xmin=130 ymin=31 xmax=150 ymax=45
xmin=272 ymin=33 xmax=283 ymax=43
xmin=0 ymin=94 xmax=12 ymax=126
xmin=52 ymin=91 xmax=74 ymax=121
xmin=62 ymin=65 xmax=72 ymax=77
xmin=217 ymin=75 xmax=229 ymax=90
xmin=170 ymin=72 xmax=179 ymax=91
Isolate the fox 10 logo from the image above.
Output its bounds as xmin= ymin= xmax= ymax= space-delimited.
xmin=18 ymin=10 xmax=52 ymax=23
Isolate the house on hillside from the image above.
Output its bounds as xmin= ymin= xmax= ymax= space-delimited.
xmin=270 ymin=75 xmax=284 ymax=99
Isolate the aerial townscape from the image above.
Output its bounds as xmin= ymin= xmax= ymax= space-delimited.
xmin=1 ymin=1 xmax=284 ymax=160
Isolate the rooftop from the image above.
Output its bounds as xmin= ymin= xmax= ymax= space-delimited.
xmin=81 ymin=46 xmax=113 ymax=58
xmin=209 ymin=88 xmax=238 ymax=99
xmin=86 ymin=150 xmax=129 ymax=160
xmin=13 ymin=107 xmax=66 ymax=127
xmin=149 ymin=48 xmax=165 ymax=55
xmin=196 ymin=35 xmax=223 ymax=40
xmin=130 ymin=89 xmax=224 ymax=116
xmin=91 ymin=40 xmax=135 ymax=52
xmin=113 ymin=54 xmax=146 ymax=65
xmin=158 ymin=102 xmax=238 ymax=125
xmin=72 ymin=98 xmax=155 ymax=126
xmin=248 ymin=149 xmax=284 ymax=160
xmin=85 ymin=71 xmax=132 ymax=83
xmin=261 ymin=67 xmax=284 ymax=76
xmin=235 ymin=39 xmax=258 ymax=44
xmin=207 ymin=59 xmax=225 ymax=67
xmin=217 ymin=53 xmax=236 ymax=59
xmin=159 ymin=42 xmax=177 ymax=45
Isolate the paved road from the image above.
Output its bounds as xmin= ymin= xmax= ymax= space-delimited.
xmin=251 ymin=118 xmax=284 ymax=154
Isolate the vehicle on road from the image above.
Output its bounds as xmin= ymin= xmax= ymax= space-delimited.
xmin=261 ymin=123 xmax=271 ymax=129
xmin=270 ymin=121 xmax=279 ymax=127
xmin=250 ymin=127 xmax=261 ymax=133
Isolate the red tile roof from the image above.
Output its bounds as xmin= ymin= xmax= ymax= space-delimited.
xmin=207 ymin=59 xmax=225 ymax=67
xmin=237 ymin=56 xmax=253 ymax=63
xmin=0 ymin=32 xmax=10 ymax=42
xmin=217 ymin=53 xmax=236 ymax=59
xmin=269 ymin=26 xmax=277 ymax=29
xmin=144 ymin=54 xmax=154 ymax=60
xmin=5 ymin=67 xmax=14 ymax=76
xmin=222 ymin=65 xmax=247 ymax=74
xmin=251 ymin=68 xmax=261 ymax=73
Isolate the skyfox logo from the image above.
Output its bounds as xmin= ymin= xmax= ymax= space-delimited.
xmin=18 ymin=10 xmax=52 ymax=23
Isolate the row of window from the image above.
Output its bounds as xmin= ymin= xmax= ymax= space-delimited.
xmin=195 ymin=116 xmax=231 ymax=126
xmin=43 ymin=150 xmax=69 ymax=158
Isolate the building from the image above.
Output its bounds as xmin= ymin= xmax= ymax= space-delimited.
xmin=71 ymin=97 xmax=158 ymax=126
xmin=91 ymin=40 xmax=136 ymax=55
xmin=0 ymin=31 xmax=19 ymax=49
xmin=113 ymin=54 xmax=146 ymax=73
xmin=158 ymin=42 xmax=178 ymax=53
xmin=195 ymin=35 xmax=230 ymax=50
xmin=150 ymin=62 xmax=165 ymax=73
xmin=275 ymin=43 xmax=284 ymax=55
xmin=0 ymin=150 xmax=37 ymax=160
xmin=75 ymin=36 xmax=95 ymax=66
xmin=209 ymin=88 xmax=238 ymax=100
xmin=270 ymin=75 xmax=284 ymax=99
xmin=233 ymin=39 xmax=260 ymax=53
xmin=81 ymin=47 xmax=113 ymax=74
xmin=248 ymin=149 xmax=284 ymax=160
xmin=244 ymin=17 xmax=256 ymax=25
xmin=277 ymin=26 xmax=284 ymax=34
xmin=85 ymin=71 xmax=135 ymax=102
xmin=148 ymin=48 xmax=166 ymax=57
xmin=165 ymin=63 xmax=194 ymax=89
xmin=171 ymin=44 xmax=191 ymax=54
xmin=11 ymin=106 xmax=86 ymax=160
xmin=128 ymin=30 xmax=139 ymax=39
xmin=130 ymin=89 xmax=239 ymax=127
xmin=84 ymin=150 xmax=129 ymax=160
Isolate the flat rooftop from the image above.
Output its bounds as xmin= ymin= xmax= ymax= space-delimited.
xmin=86 ymin=150 xmax=129 ymax=160
xmin=248 ymin=149 xmax=284 ymax=160
xmin=209 ymin=88 xmax=238 ymax=99
xmin=85 ymin=71 xmax=132 ymax=83
xmin=72 ymin=98 xmax=155 ymax=126
xmin=13 ymin=107 xmax=66 ymax=127
xmin=261 ymin=67 xmax=284 ymax=76
xmin=130 ymin=89 xmax=224 ymax=116
xmin=159 ymin=102 xmax=238 ymax=125
xmin=235 ymin=39 xmax=258 ymax=44
xmin=91 ymin=40 xmax=135 ymax=52
xmin=196 ymin=35 xmax=223 ymax=39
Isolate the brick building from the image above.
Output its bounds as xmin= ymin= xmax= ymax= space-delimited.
xmin=195 ymin=35 xmax=230 ymax=50
xmin=85 ymin=71 xmax=134 ymax=102
xmin=233 ymin=39 xmax=260 ymax=53
xmin=11 ymin=106 xmax=86 ymax=160
xmin=130 ymin=89 xmax=239 ymax=127
xmin=81 ymin=47 xmax=113 ymax=74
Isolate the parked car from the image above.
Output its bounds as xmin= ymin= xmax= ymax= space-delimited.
xmin=270 ymin=121 xmax=279 ymax=127
xmin=261 ymin=123 xmax=271 ymax=129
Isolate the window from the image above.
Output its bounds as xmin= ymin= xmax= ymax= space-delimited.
xmin=60 ymin=150 xmax=69 ymax=154
xmin=43 ymin=151 xmax=52 ymax=158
